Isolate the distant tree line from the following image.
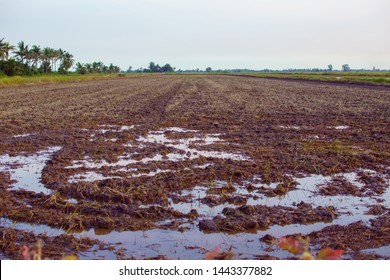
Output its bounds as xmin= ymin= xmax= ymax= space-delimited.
xmin=0 ymin=37 xmax=74 ymax=76
xmin=75 ymin=61 xmax=120 ymax=74
xmin=173 ymin=64 xmax=388 ymax=73
xmin=126 ymin=62 xmax=390 ymax=75
xmin=145 ymin=61 xmax=175 ymax=73
xmin=126 ymin=62 xmax=175 ymax=73
xmin=258 ymin=64 xmax=388 ymax=72
xmin=127 ymin=64 xmax=361 ymax=73
xmin=0 ymin=37 xmax=120 ymax=76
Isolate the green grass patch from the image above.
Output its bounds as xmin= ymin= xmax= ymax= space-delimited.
xmin=0 ymin=73 xmax=137 ymax=87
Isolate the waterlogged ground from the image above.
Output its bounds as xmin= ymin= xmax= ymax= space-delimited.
xmin=0 ymin=75 xmax=389 ymax=259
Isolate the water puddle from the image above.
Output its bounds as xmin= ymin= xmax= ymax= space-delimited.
xmin=75 ymin=211 xmax=379 ymax=260
xmin=81 ymin=226 xmax=266 ymax=259
xmin=0 ymin=147 xmax=61 ymax=194
xmin=246 ymin=173 xmax=381 ymax=213
xmin=167 ymin=171 xmax=389 ymax=221
xmin=12 ymin=133 xmax=33 ymax=138
xmin=90 ymin=124 xmax=135 ymax=139
xmin=327 ymin=125 xmax=349 ymax=130
xmin=277 ymin=125 xmax=301 ymax=130
xmin=155 ymin=127 xmax=199 ymax=133
xmin=105 ymin=138 xmax=118 ymax=142
xmin=137 ymin=129 xmax=246 ymax=161
xmin=68 ymin=171 xmax=121 ymax=183
xmin=361 ymin=245 xmax=390 ymax=258
xmin=306 ymin=135 xmax=321 ymax=140
xmin=67 ymin=127 xmax=249 ymax=183
xmin=0 ymin=218 xmax=64 ymax=237
xmin=170 ymin=185 xmax=233 ymax=218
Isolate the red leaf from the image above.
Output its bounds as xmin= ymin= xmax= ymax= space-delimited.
xmin=21 ymin=245 xmax=29 ymax=260
xmin=278 ymin=236 xmax=308 ymax=255
xmin=205 ymin=246 xmax=220 ymax=260
xmin=301 ymin=251 xmax=315 ymax=260
xmin=317 ymin=248 xmax=344 ymax=260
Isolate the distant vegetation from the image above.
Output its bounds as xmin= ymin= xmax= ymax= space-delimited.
xmin=126 ymin=63 xmax=389 ymax=75
xmin=127 ymin=61 xmax=175 ymax=73
xmin=0 ymin=38 xmax=74 ymax=76
xmin=0 ymin=37 xmax=120 ymax=76
xmin=75 ymin=61 xmax=120 ymax=75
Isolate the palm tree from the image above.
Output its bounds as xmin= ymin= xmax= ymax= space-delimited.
xmin=58 ymin=48 xmax=65 ymax=67
xmin=51 ymin=49 xmax=61 ymax=72
xmin=75 ymin=62 xmax=83 ymax=71
xmin=42 ymin=47 xmax=52 ymax=73
xmin=0 ymin=38 xmax=5 ymax=60
xmin=91 ymin=61 xmax=103 ymax=73
xmin=64 ymin=52 xmax=74 ymax=66
xmin=85 ymin=63 xmax=92 ymax=73
xmin=3 ymin=42 xmax=16 ymax=61
xmin=46 ymin=48 xmax=57 ymax=72
xmin=25 ymin=49 xmax=33 ymax=69
xmin=14 ymin=41 xmax=29 ymax=64
xmin=0 ymin=39 xmax=15 ymax=61
xmin=59 ymin=52 xmax=74 ymax=73
xmin=75 ymin=62 xmax=87 ymax=74
xmin=30 ymin=45 xmax=42 ymax=71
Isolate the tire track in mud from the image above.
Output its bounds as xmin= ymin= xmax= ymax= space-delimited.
xmin=164 ymin=76 xmax=280 ymax=131
xmin=127 ymin=77 xmax=185 ymax=124
xmin=162 ymin=76 xmax=249 ymax=130
xmin=164 ymin=78 xmax=198 ymax=113
xmin=163 ymin=77 xmax=209 ymax=125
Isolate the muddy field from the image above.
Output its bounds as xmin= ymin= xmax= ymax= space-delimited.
xmin=0 ymin=74 xmax=389 ymax=259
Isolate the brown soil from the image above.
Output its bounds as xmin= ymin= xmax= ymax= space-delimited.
xmin=0 ymin=74 xmax=389 ymax=259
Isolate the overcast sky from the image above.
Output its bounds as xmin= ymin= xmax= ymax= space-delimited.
xmin=1 ymin=0 xmax=389 ymax=70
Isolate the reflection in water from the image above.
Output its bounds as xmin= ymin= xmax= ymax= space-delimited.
xmin=361 ymin=245 xmax=390 ymax=257
xmin=0 ymin=146 xmax=61 ymax=194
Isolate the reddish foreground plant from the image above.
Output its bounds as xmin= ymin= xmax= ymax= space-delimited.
xmin=21 ymin=240 xmax=78 ymax=260
xmin=204 ymin=236 xmax=344 ymax=260
xmin=205 ymin=245 xmax=235 ymax=260
xmin=277 ymin=236 xmax=344 ymax=260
